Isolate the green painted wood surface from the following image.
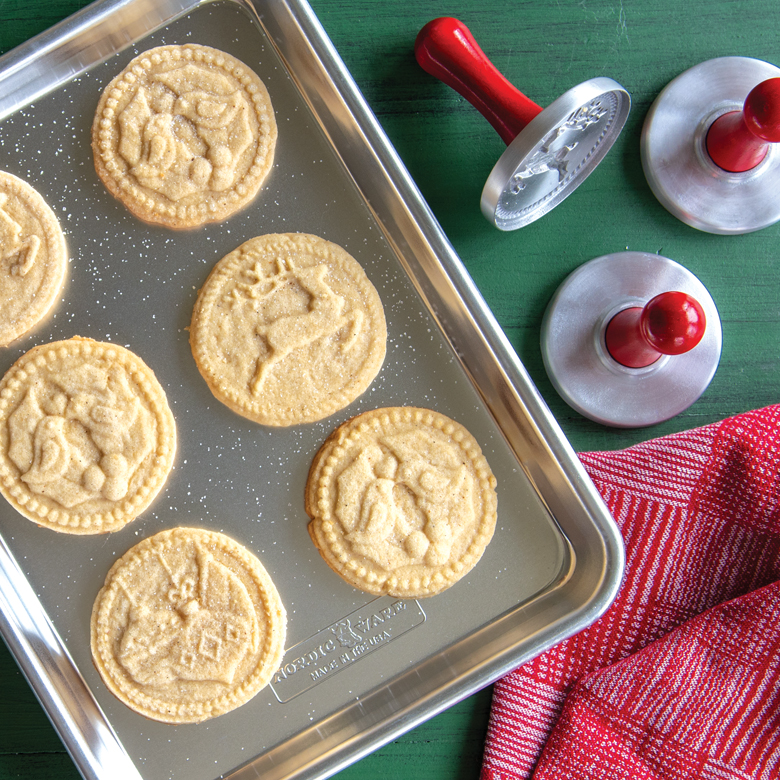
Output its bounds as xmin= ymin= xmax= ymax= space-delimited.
xmin=1 ymin=0 xmax=779 ymax=778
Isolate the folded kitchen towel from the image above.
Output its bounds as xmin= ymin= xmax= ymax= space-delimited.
xmin=481 ymin=404 xmax=780 ymax=780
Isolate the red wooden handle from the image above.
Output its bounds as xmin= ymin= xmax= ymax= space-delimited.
xmin=605 ymin=291 xmax=706 ymax=369
xmin=414 ymin=17 xmax=543 ymax=145
xmin=706 ymin=78 xmax=780 ymax=172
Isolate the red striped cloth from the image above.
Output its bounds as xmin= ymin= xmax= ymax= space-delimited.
xmin=481 ymin=404 xmax=780 ymax=780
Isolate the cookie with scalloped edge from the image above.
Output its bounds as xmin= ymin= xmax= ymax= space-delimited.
xmin=91 ymin=527 xmax=286 ymax=724
xmin=0 ymin=337 xmax=176 ymax=534
xmin=190 ymin=233 xmax=386 ymax=426
xmin=306 ymin=407 xmax=498 ymax=598
xmin=92 ymin=43 xmax=276 ymax=228
xmin=0 ymin=171 xmax=67 ymax=346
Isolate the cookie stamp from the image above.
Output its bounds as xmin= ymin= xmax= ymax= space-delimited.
xmin=90 ymin=527 xmax=286 ymax=723
xmin=190 ymin=233 xmax=387 ymax=426
xmin=0 ymin=337 xmax=176 ymax=533
xmin=0 ymin=171 xmax=66 ymax=345
xmin=92 ymin=44 xmax=277 ymax=228
xmin=306 ymin=407 xmax=498 ymax=598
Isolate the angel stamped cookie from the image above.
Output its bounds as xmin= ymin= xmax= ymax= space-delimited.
xmin=0 ymin=337 xmax=176 ymax=534
xmin=306 ymin=407 xmax=498 ymax=598
xmin=190 ymin=233 xmax=386 ymax=426
xmin=0 ymin=171 xmax=67 ymax=345
xmin=91 ymin=527 xmax=286 ymax=723
xmin=92 ymin=44 xmax=277 ymax=228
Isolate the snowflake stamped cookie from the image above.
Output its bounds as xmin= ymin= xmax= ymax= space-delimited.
xmin=306 ymin=407 xmax=498 ymax=598
xmin=0 ymin=171 xmax=67 ymax=346
xmin=190 ymin=233 xmax=387 ymax=426
xmin=91 ymin=527 xmax=286 ymax=723
xmin=0 ymin=337 xmax=176 ymax=534
xmin=92 ymin=43 xmax=277 ymax=228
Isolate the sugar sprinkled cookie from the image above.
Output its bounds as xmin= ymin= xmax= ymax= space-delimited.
xmin=91 ymin=527 xmax=286 ymax=724
xmin=92 ymin=44 xmax=277 ymax=228
xmin=0 ymin=337 xmax=176 ymax=534
xmin=306 ymin=407 xmax=498 ymax=598
xmin=190 ymin=233 xmax=387 ymax=427
xmin=0 ymin=171 xmax=67 ymax=345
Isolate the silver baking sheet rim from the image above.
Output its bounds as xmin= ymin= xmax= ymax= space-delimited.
xmin=0 ymin=1 xmax=624 ymax=780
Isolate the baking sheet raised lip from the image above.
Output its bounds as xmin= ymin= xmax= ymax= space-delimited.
xmin=0 ymin=1 xmax=625 ymax=780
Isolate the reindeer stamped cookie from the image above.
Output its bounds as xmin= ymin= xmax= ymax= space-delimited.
xmin=92 ymin=44 xmax=277 ymax=228
xmin=0 ymin=337 xmax=176 ymax=533
xmin=91 ymin=527 xmax=286 ymax=723
xmin=0 ymin=171 xmax=66 ymax=346
xmin=190 ymin=233 xmax=386 ymax=426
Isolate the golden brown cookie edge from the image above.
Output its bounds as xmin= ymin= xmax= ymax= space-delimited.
xmin=0 ymin=337 xmax=177 ymax=534
xmin=90 ymin=526 xmax=287 ymax=724
xmin=189 ymin=233 xmax=387 ymax=426
xmin=0 ymin=171 xmax=68 ymax=346
xmin=91 ymin=43 xmax=277 ymax=229
xmin=305 ymin=407 xmax=498 ymax=599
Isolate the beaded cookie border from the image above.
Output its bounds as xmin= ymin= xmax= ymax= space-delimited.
xmin=306 ymin=407 xmax=498 ymax=598
xmin=90 ymin=527 xmax=287 ymax=723
xmin=0 ymin=337 xmax=176 ymax=534
xmin=91 ymin=43 xmax=277 ymax=228
xmin=0 ymin=171 xmax=67 ymax=346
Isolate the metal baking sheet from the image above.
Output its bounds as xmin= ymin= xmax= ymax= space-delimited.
xmin=0 ymin=2 xmax=624 ymax=780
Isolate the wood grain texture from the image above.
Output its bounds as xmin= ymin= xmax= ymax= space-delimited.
xmin=312 ymin=0 xmax=780 ymax=455
xmin=2 ymin=0 xmax=780 ymax=778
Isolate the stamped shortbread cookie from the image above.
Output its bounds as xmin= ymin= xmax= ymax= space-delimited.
xmin=91 ymin=527 xmax=286 ymax=724
xmin=0 ymin=171 xmax=66 ymax=345
xmin=306 ymin=407 xmax=498 ymax=598
xmin=0 ymin=337 xmax=176 ymax=534
xmin=190 ymin=233 xmax=386 ymax=426
xmin=92 ymin=44 xmax=277 ymax=228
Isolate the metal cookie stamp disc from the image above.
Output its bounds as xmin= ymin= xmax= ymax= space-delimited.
xmin=415 ymin=18 xmax=630 ymax=231
xmin=641 ymin=57 xmax=780 ymax=235
xmin=541 ymin=251 xmax=722 ymax=428
xmin=483 ymin=78 xmax=630 ymax=231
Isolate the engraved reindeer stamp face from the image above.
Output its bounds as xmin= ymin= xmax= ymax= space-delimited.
xmin=492 ymin=90 xmax=625 ymax=229
xmin=0 ymin=171 xmax=66 ymax=346
xmin=507 ymin=98 xmax=611 ymax=195
xmin=92 ymin=44 xmax=277 ymax=228
xmin=190 ymin=233 xmax=386 ymax=427
xmin=306 ymin=407 xmax=498 ymax=598
xmin=0 ymin=338 xmax=176 ymax=533
xmin=90 ymin=527 xmax=286 ymax=723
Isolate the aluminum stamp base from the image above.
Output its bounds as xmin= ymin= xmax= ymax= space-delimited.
xmin=541 ymin=252 xmax=722 ymax=428
xmin=641 ymin=56 xmax=780 ymax=235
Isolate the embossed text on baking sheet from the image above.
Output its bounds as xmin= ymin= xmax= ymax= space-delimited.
xmin=270 ymin=596 xmax=426 ymax=703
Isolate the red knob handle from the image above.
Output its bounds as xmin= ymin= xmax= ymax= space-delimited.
xmin=706 ymin=78 xmax=780 ymax=172
xmin=414 ymin=17 xmax=543 ymax=146
xmin=605 ymin=291 xmax=707 ymax=369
